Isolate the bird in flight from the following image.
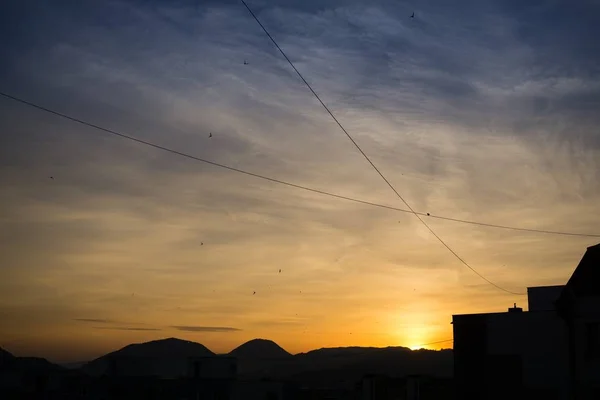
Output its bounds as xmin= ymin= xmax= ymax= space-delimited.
xmin=253 ymin=291 xmax=256 ymax=295
xmin=209 ymin=132 xmax=212 ymax=138
xmin=49 ymin=176 xmax=54 ymax=180
xmin=244 ymin=60 xmax=249 ymax=65
xmin=201 ymin=242 xmax=204 ymax=246
xmin=279 ymin=269 xmax=281 ymax=273
xmin=410 ymin=12 xmax=415 ymax=19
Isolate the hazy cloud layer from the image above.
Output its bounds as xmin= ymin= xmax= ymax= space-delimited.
xmin=74 ymin=319 xmax=115 ymax=324
xmin=1 ymin=0 xmax=599 ymax=361
xmin=93 ymin=327 xmax=161 ymax=331
xmin=171 ymin=326 xmax=242 ymax=332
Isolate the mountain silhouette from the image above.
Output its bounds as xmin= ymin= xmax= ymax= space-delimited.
xmin=0 ymin=347 xmax=16 ymax=370
xmin=229 ymin=339 xmax=292 ymax=359
xmin=226 ymin=342 xmax=453 ymax=381
xmin=0 ymin=347 xmax=14 ymax=357
xmin=1 ymin=347 xmax=65 ymax=373
xmin=229 ymin=339 xmax=293 ymax=376
xmin=0 ymin=347 xmax=14 ymax=360
xmin=283 ymin=347 xmax=453 ymax=386
xmin=2 ymin=340 xmax=454 ymax=395
xmin=109 ymin=337 xmax=214 ymax=358
xmin=73 ymin=338 xmax=451 ymax=382
xmin=13 ymin=357 xmax=66 ymax=373
xmin=82 ymin=337 xmax=214 ymax=377
xmin=60 ymin=361 xmax=88 ymax=370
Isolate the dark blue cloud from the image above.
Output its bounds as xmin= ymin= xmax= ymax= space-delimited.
xmin=500 ymin=0 xmax=600 ymax=71
xmin=1 ymin=0 xmax=598 ymax=206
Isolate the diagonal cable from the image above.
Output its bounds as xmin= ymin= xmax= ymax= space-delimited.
xmin=240 ymin=0 xmax=525 ymax=295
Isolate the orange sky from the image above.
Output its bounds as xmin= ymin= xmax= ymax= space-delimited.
xmin=1 ymin=0 xmax=600 ymax=363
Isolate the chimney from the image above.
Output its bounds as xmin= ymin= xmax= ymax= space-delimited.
xmin=508 ymin=303 xmax=522 ymax=313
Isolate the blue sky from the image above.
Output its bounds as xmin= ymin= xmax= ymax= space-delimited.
xmin=1 ymin=0 xmax=599 ymax=362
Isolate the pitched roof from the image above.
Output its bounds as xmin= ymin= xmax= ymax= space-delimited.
xmin=564 ymin=243 xmax=600 ymax=296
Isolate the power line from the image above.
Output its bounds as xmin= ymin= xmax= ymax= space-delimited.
xmin=240 ymin=0 xmax=526 ymax=295
xmin=426 ymin=215 xmax=600 ymax=238
xmin=3 ymin=92 xmax=598 ymax=240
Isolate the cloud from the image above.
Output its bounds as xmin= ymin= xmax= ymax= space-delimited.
xmin=93 ymin=327 xmax=161 ymax=331
xmin=74 ymin=318 xmax=155 ymax=328
xmin=171 ymin=326 xmax=242 ymax=332
xmin=248 ymin=318 xmax=306 ymax=328
xmin=74 ymin=318 xmax=114 ymax=324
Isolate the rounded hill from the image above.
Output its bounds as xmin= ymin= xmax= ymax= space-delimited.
xmin=229 ymin=339 xmax=291 ymax=359
xmin=82 ymin=338 xmax=215 ymax=376
xmin=114 ymin=337 xmax=214 ymax=358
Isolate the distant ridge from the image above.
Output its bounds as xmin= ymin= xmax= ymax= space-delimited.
xmin=287 ymin=346 xmax=453 ymax=383
xmin=0 ymin=346 xmax=14 ymax=359
xmin=229 ymin=339 xmax=292 ymax=377
xmin=72 ymin=338 xmax=451 ymax=379
xmin=0 ymin=347 xmax=67 ymax=376
xmin=106 ymin=337 xmax=214 ymax=358
xmin=0 ymin=347 xmax=15 ymax=370
xmin=61 ymin=361 xmax=88 ymax=370
xmin=82 ymin=337 xmax=214 ymax=377
xmin=297 ymin=346 xmax=411 ymax=357
xmin=229 ymin=339 xmax=291 ymax=359
xmin=14 ymin=357 xmax=66 ymax=373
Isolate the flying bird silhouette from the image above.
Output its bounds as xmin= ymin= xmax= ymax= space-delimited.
xmin=244 ymin=60 xmax=249 ymax=65
xmin=209 ymin=132 xmax=212 ymax=138
xmin=279 ymin=269 xmax=281 ymax=273
xmin=410 ymin=12 xmax=415 ymax=19
xmin=201 ymin=242 xmax=204 ymax=246
xmin=49 ymin=176 xmax=54 ymax=180
xmin=253 ymin=291 xmax=256 ymax=295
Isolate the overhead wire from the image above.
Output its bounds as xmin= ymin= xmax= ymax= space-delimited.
xmin=2 ymin=91 xmax=598 ymax=241
xmin=240 ymin=0 xmax=526 ymax=295
xmin=424 ymin=215 xmax=600 ymax=238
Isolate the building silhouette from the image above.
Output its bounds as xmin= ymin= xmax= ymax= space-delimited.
xmin=453 ymin=243 xmax=600 ymax=400
xmin=556 ymin=243 xmax=600 ymax=400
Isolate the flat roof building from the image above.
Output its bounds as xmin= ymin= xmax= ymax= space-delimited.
xmin=453 ymin=243 xmax=600 ymax=400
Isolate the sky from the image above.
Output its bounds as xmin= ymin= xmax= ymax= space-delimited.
xmin=1 ymin=0 xmax=599 ymax=363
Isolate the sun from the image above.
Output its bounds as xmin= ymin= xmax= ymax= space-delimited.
xmin=400 ymin=328 xmax=430 ymax=350
xmin=388 ymin=310 xmax=447 ymax=351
